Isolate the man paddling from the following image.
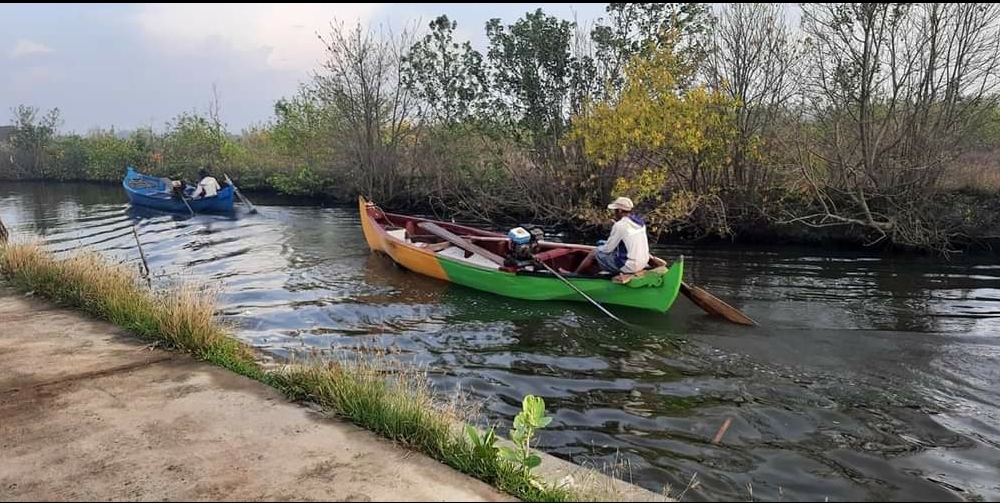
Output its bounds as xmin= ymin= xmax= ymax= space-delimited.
xmin=191 ymin=165 xmax=221 ymax=199
xmin=573 ymin=196 xmax=650 ymax=275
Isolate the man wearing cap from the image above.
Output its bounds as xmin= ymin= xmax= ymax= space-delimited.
xmin=573 ymin=196 xmax=650 ymax=275
xmin=191 ymin=165 xmax=221 ymax=199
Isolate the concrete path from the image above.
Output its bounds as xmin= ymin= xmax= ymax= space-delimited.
xmin=0 ymin=290 xmax=515 ymax=502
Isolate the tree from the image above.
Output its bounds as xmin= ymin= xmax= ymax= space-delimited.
xmin=571 ymin=35 xmax=738 ymax=238
xmin=8 ymin=105 xmax=61 ymax=178
xmin=272 ymin=93 xmax=337 ymax=155
xmin=78 ymin=129 xmax=148 ymax=181
xmin=261 ymin=91 xmax=341 ymax=196
xmin=793 ymin=3 xmax=1000 ymax=250
xmin=590 ymin=3 xmax=714 ymax=99
xmin=313 ymin=20 xmax=421 ymax=201
xmin=402 ymin=15 xmax=488 ymax=125
xmin=161 ymin=111 xmax=225 ymax=177
xmin=706 ymin=3 xmax=801 ymax=191
xmin=485 ymin=9 xmax=577 ymax=153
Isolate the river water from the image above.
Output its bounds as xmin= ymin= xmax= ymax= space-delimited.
xmin=2 ymin=181 xmax=998 ymax=502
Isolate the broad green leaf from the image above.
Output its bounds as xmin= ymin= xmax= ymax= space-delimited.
xmin=498 ymin=446 xmax=519 ymax=462
xmin=513 ymin=414 xmax=526 ymax=430
xmin=525 ymin=455 xmax=542 ymax=468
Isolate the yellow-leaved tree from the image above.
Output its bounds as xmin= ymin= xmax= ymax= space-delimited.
xmin=569 ymin=31 xmax=738 ymax=239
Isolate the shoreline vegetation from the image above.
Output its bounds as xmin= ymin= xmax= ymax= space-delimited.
xmin=2 ymin=234 xmax=677 ymax=502
xmin=3 ymin=3 xmax=1000 ymax=256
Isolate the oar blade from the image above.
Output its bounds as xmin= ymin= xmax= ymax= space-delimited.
xmin=225 ymin=173 xmax=259 ymax=214
xmin=680 ymin=282 xmax=757 ymax=326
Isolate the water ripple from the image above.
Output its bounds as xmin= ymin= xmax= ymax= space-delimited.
xmin=3 ymin=181 xmax=999 ymax=502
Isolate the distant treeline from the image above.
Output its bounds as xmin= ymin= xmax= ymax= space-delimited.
xmin=3 ymin=3 xmax=1000 ymax=253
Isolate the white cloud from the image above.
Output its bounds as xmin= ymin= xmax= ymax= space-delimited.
xmin=133 ymin=3 xmax=385 ymax=72
xmin=10 ymin=39 xmax=53 ymax=58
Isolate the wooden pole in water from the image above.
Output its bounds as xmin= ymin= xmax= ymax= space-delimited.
xmin=132 ymin=225 xmax=151 ymax=288
xmin=712 ymin=417 xmax=733 ymax=444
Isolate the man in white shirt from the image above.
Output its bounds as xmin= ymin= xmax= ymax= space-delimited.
xmin=573 ymin=196 xmax=650 ymax=275
xmin=192 ymin=167 xmax=221 ymax=199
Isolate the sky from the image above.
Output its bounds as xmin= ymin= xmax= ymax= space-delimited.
xmin=0 ymin=3 xmax=800 ymax=135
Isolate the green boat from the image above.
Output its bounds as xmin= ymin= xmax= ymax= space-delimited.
xmin=359 ymin=196 xmax=685 ymax=313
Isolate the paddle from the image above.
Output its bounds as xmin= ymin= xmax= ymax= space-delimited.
xmin=679 ymin=282 xmax=757 ymax=326
xmin=417 ymin=222 xmax=506 ymax=265
xmin=534 ymin=240 xmax=757 ymax=326
xmin=532 ymin=257 xmax=628 ymax=325
xmin=224 ymin=173 xmax=258 ymax=214
xmin=179 ymin=193 xmax=195 ymax=216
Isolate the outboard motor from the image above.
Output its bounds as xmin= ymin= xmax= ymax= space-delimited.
xmin=505 ymin=224 xmax=545 ymax=268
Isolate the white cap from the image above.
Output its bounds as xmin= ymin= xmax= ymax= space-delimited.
xmin=607 ymin=196 xmax=634 ymax=211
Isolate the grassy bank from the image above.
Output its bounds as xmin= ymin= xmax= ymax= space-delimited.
xmin=0 ymin=238 xmax=640 ymax=502
xmin=0 ymin=242 xmax=263 ymax=377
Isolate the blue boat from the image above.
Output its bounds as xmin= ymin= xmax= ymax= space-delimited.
xmin=122 ymin=166 xmax=234 ymax=214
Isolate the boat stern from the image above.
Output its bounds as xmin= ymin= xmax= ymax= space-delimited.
xmin=657 ymin=255 xmax=684 ymax=313
xmin=610 ymin=255 xmax=685 ymax=313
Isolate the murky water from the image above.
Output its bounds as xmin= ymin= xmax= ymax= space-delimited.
xmin=2 ymin=181 xmax=999 ymax=502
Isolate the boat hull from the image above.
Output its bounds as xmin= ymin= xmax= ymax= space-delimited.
xmin=358 ymin=196 xmax=683 ymax=313
xmin=123 ymin=166 xmax=234 ymax=214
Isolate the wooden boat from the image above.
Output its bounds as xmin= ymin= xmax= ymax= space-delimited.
xmin=123 ymin=166 xmax=234 ymax=214
xmin=358 ymin=196 xmax=685 ymax=313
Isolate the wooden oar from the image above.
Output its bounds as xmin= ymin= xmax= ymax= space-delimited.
xmin=224 ymin=173 xmax=258 ymax=214
xmin=417 ymin=222 xmax=506 ymax=265
xmin=417 ymin=222 xmax=627 ymax=324
xmin=179 ymin=194 xmax=195 ymax=216
xmin=535 ymin=240 xmax=757 ymax=326
xmin=679 ymin=282 xmax=757 ymax=326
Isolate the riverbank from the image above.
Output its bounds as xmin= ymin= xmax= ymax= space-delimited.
xmin=5 ymin=177 xmax=998 ymax=255
xmin=0 ymin=289 xmax=513 ymax=502
xmin=0 ymin=240 xmax=670 ymax=502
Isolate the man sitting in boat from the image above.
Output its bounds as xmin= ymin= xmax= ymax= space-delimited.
xmin=170 ymin=180 xmax=186 ymax=199
xmin=168 ymin=174 xmax=193 ymax=200
xmin=191 ymin=166 xmax=221 ymax=199
xmin=572 ymin=196 xmax=650 ymax=275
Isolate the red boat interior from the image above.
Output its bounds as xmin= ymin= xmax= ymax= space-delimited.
xmin=366 ymin=204 xmax=603 ymax=275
